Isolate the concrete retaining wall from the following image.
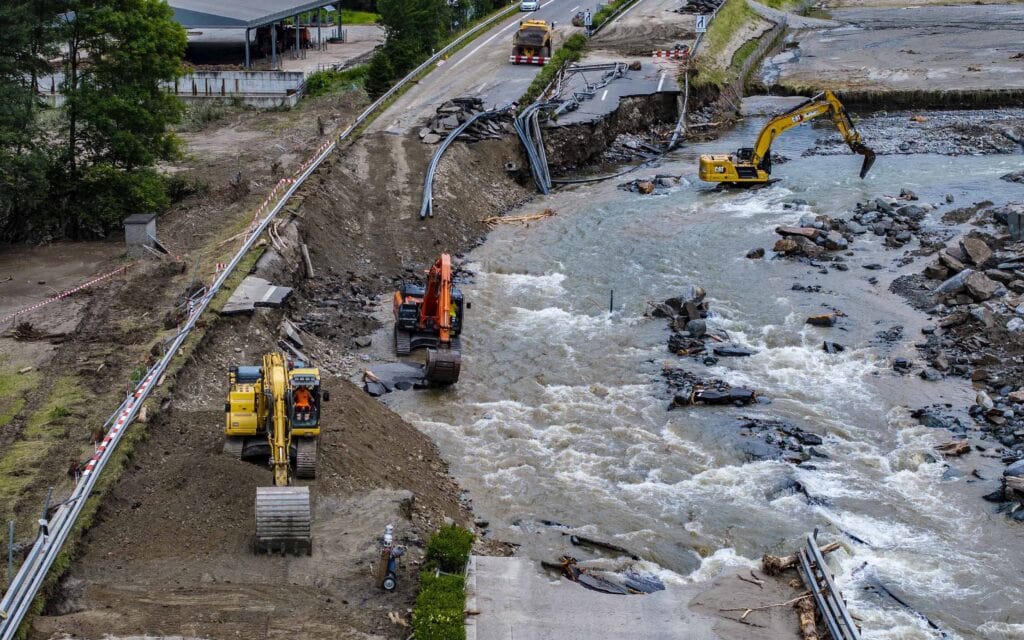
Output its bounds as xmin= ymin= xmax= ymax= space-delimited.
xmin=37 ymin=70 xmax=306 ymax=109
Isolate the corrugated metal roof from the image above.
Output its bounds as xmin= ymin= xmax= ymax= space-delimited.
xmin=169 ymin=0 xmax=335 ymax=29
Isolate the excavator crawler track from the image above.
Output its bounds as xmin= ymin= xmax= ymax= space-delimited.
xmin=395 ymin=328 xmax=412 ymax=356
xmin=295 ymin=438 xmax=318 ymax=479
xmin=254 ymin=486 xmax=312 ymax=555
xmin=223 ymin=437 xmax=244 ymax=459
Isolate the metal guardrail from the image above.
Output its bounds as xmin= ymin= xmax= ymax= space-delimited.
xmin=798 ymin=533 xmax=862 ymax=640
xmin=420 ymin=106 xmax=512 ymax=219
xmin=0 ymin=4 xmax=522 ymax=637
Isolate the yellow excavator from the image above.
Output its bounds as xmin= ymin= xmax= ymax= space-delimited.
xmin=224 ymin=352 xmax=327 ymax=554
xmin=698 ymin=90 xmax=875 ymax=185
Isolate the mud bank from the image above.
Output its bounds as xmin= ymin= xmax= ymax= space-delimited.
xmin=544 ymin=94 xmax=680 ymax=172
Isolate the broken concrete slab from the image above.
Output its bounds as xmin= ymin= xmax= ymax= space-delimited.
xmin=221 ymin=276 xmax=292 ymax=315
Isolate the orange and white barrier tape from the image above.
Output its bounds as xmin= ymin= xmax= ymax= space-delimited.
xmin=0 ymin=264 xmax=130 ymax=326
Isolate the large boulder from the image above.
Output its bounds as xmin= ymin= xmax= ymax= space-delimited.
xmin=824 ymin=231 xmax=848 ymax=251
xmin=960 ymin=237 xmax=993 ymax=267
xmin=939 ymin=250 xmax=966 ymax=273
xmin=964 ymin=271 xmax=998 ymax=301
xmin=773 ymin=238 xmax=799 ymax=254
xmin=933 ymin=268 xmax=975 ymax=295
xmin=776 ymin=226 xmax=820 ymax=240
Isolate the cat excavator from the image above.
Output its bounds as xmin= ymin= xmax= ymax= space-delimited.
xmin=393 ymin=253 xmax=465 ymax=384
xmin=224 ymin=352 xmax=328 ymax=554
xmin=698 ymin=90 xmax=875 ymax=185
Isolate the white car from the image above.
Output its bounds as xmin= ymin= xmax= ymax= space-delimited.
xmin=520 ymin=0 xmax=539 ymax=10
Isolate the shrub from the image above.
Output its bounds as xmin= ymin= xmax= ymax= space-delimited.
xmin=412 ymin=571 xmax=466 ymax=640
xmin=425 ymin=524 xmax=475 ymax=572
xmin=305 ymin=65 xmax=370 ymax=98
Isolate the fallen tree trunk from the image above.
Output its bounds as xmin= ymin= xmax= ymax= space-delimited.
xmin=761 ymin=542 xmax=840 ymax=576
xmin=795 ymin=596 xmax=819 ymax=640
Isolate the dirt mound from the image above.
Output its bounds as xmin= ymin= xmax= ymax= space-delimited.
xmin=592 ymin=0 xmax=696 ymax=55
xmin=33 ymin=306 xmax=471 ymax=639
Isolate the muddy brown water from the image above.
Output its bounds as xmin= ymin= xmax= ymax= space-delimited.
xmin=378 ymin=117 xmax=1024 ymax=638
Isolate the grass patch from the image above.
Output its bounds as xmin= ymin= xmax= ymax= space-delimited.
xmin=0 ymin=369 xmax=39 ymax=429
xmin=413 ymin=571 xmax=467 ymax=640
xmin=693 ymin=0 xmax=757 ymax=88
xmin=0 ymin=377 xmax=84 ymax=520
xmin=304 ymin=64 xmax=370 ymax=99
xmin=518 ymin=33 xmax=588 ymax=106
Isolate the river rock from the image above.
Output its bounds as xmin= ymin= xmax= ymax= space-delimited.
xmin=1001 ymin=170 xmax=1024 ymax=183
xmin=746 ymin=247 xmax=765 ymax=259
xmin=806 ymin=313 xmax=837 ymax=327
xmin=961 ymin=237 xmax=993 ymax=267
xmin=774 ymin=238 xmax=799 ymax=254
xmin=924 ymin=263 xmax=950 ymax=280
xmin=636 ymin=181 xmax=655 ymax=194
xmin=1008 ymin=317 xmax=1024 ymax=333
xmin=964 ymin=271 xmax=998 ymax=301
xmin=422 ymin=133 xmax=442 ymax=144
xmin=776 ymin=226 xmax=820 ymax=240
xmin=846 ymin=221 xmax=868 ymax=234
xmin=1005 ymin=459 xmax=1024 ymax=477
xmin=824 ymin=231 xmax=848 ymax=251
xmin=823 ymin=341 xmax=845 ymax=353
xmin=933 ymin=268 xmax=975 ymax=295
xmin=939 ymin=251 xmax=966 ymax=273
xmin=684 ymin=319 xmax=707 ymax=339
xmin=714 ymin=344 xmax=757 ymax=357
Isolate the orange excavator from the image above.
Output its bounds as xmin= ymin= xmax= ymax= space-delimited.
xmin=393 ymin=254 xmax=465 ymax=384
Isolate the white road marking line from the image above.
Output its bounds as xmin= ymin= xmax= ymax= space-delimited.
xmin=657 ymin=71 xmax=666 ymax=92
xmin=570 ymin=5 xmax=579 ymax=10
xmin=450 ymin=21 xmax=520 ymax=70
xmin=601 ymin=89 xmax=608 ymax=101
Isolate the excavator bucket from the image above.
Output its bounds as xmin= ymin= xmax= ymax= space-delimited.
xmin=255 ymin=486 xmax=312 ymax=555
xmin=425 ymin=347 xmax=461 ymax=384
xmin=856 ymin=144 xmax=877 ymax=179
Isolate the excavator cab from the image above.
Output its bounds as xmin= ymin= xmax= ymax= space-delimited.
xmin=288 ymin=369 xmax=326 ymax=431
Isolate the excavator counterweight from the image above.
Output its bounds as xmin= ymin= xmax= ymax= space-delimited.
xmin=698 ymin=90 xmax=875 ymax=186
xmin=393 ymin=254 xmax=466 ymax=385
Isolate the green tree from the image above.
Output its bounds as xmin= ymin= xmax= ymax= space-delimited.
xmin=0 ymin=1 xmax=62 ymax=239
xmin=58 ymin=0 xmax=186 ymax=236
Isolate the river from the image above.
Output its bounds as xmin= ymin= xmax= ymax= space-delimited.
xmin=376 ymin=114 xmax=1024 ymax=639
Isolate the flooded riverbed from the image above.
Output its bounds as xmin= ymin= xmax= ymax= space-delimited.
xmin=379 ymin=115 xmax=1024 ymax=638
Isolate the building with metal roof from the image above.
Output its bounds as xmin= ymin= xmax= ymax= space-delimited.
xmin=169 ymin=0 xmax=340 ymax=67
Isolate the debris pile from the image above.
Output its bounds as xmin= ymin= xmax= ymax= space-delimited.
xmin=545 ymin=555 xmax=666 ymax=595
xmin=603 ymin=127 xmax=671 ymax=163
xmin=618 ymin=175 xmax=679 ymax=194
xmin=894 ymin=200 xmax=1024 ymax=519
xmin=736 ymin=417 xmax=827 ymax=465
xmin=845 ymin=191 xmax=931 ymax=249
xmin=675 ymin=0 xmax=723 ymax=13
xmin=663 ymin=367 xmax=757 ymax=407
xmin=771 ymin=213 xmax=852 ymax=259
xmin=418 ymin=97 xmax=511 ymax=144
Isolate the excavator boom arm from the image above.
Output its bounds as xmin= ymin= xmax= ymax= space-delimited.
xmin=262 ymin=352 xmax=291 ymax=487
xmin=750 ymin=91 xmax=875 ymax=178
xmin=419 ymin=254 xmax=453 ymax=344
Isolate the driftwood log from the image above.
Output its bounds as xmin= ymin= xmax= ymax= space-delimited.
xmin=795 ymin=596 xmax=819 ymax=640
xmin=761 ymin=542 xmax=840 ymax=576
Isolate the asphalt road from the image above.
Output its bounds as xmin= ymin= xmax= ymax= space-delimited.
xmin=371 ymin=0 xmax=591 ymax=134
